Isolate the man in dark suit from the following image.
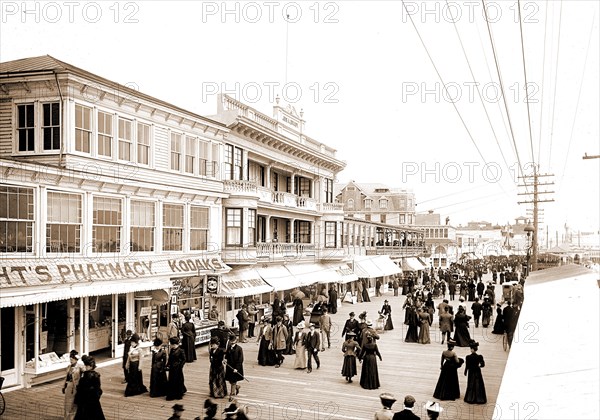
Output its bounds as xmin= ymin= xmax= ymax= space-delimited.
xmin=304 ymin=323 xmax=321 ymax=373
xmin=328 ymin=286 xmax=338 ymax=314
xmin=392 ymin=395 xmax=420 ymax=419
xmin=503 ymin=301 xmax=517 ymax=347
xmin=471 ymin=298 xmax=483 ymax=328
xmin=225 ymin=335 xmax=244 ymax=401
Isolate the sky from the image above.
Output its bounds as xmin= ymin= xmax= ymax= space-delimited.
xmin=1 ymin=0 xmax=599 ymax=237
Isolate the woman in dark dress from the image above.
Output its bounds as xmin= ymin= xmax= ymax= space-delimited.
xmin=452 ymin=306 xmax=472 ymax=347
xmin=283 ymin=314 xmax=295 ymax=355
xmin=149 ymin=338 xmax=168 ymax=398
xmin=359 ymin=334 xmax=382 ymax=390
xmin=181 ymin=315 xmax=197 ymax=363
xmin=492 ymin=304 xmax=505 ymax=334
xmin=464 ymin=342 xmax=487 ymax=404
xmin=404 ymin=305 xmax=419 ymax=343
xmin=208 ymin=337 xmax=227 ymax=398
xmin=166 ymin=337 xmax=187 ymax=401
xmin=74 ymin=356 xmax=105 ymax=420
xmin=361 ymin=279 xmax=371 ymax=302
xmin=257 ymin=318 xmax=277 ymax=366
xmin=403 ymin=294 xmax=414 ymax=324
xmin=481 ymin=298 xmax=493 ymax=328
xmin=124 ymin=334 xmax=148 ymax=397
xmin=380 ymin=300 xmax=393 ymax=330
xmin=341 ymin=331 xmax=361 ymax=383
xmin=292 ymin=296 xmax=304 ymax=326
xmin=433 ymin=340 xmax=463 ymax=401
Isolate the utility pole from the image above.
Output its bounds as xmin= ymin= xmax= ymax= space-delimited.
xmin=518 ymin=165 xmax=555 ymax=271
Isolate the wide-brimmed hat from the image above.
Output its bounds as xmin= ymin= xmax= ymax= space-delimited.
xmin=172 ymin=404 xmax=185 ymax=411
xmin=346 ymin=331 xmax=356 ymax=337
xmin=309 ymin=323 xmax=316 ymax=328
xmin=223 ymin=403 xmax=239 ymax=414
xmin=366 ymin=319 xmax=373 ymax=326
xmin=424 ymin=401 xmax=443 ymax=413
xmin=447 ymin=339 xmax=457 ymax=346
xmin=349 ymin=312 xmax=355 ymax=317
xmin=380 ymin=393 xmax=397 ymax=408
xmin=296 ymin=321 xmax=306 ymax=329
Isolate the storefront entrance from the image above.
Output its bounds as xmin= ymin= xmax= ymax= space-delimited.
xmin=0 ymin=307 xmax=18 ymax=387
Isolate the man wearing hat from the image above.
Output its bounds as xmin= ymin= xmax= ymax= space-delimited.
xmin=374 ymin=393 xmax=397 ymax=419
xmin=360 ymin=319 xmax=380 ymax=348
xmin=208 ymin=305 xmax=219 ymax=321
xmin=423 ymin=401 xmax=443 ymax=419
xmin=121 ymin=329 xmax=133 ymax=383
xmin=166 ymin=336 xmax=187 ymax=401
xmin=392 ymin=395 xmax=420 ymax=419
xmin=304 ymin=323 xmax=321 ymax=373
xmin=342 ymin=312 xmax=359 ymax=338
xmin=222 ymin=402 xmax=249 ymax=419
xmin=225 ymin=335 xmax=245 ymax=401
xmin=168 ymin=403 xmax=184 ymax=420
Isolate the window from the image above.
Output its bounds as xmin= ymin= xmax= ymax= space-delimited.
xmin=364 ymin=199 xmax=372 ymax=209
xmin=444 ymin=228 xmax=448 ymax=238
xmin=0 ymin=186 xmax=33 ymax=252
xmin=400 ymin=198 xmax=406 ymax=209
xmin=325 ymin=221 xmax=336 ymax=248
xmin=46 ymin=192 xmax=81 ymax=253
xmin=137 ymin=123 xmax=150 ymax=165
xmin=163 ymin=204 xmax=183 ymax=251
xmin=248 ymin=161 xmax=265 ymax=186
xmin=185 ymin=136 xmax=196 ymax=174
xmin=97 ymin=111 xmax=113 ymax=157
xmin=198 ymin=140 xmax=210 ymax=176
xmin=75 ymin=104 xmax=92 ymax=153
xmin=43 ymin=102 xmax=61 ymax=150
xmin=17 ymin=104 xmax=35 ymax=152
xmin=296 ymin=177 xmax=311 ymax=197
xmin=294 ymin=220 xmax=311 ymax=244
xmin=170 ymin=133 xmax=182 ymax=171
xmin=92 ymin=197 xmax=121 ymax=252
xmin=224 ymin=144 xmax=243 ymax=180
xmin=247 ymin=209 xmax=256 ymax=245
xmin=381 ymin=214 xmax=387 ymax=224
xmin=325 ymin=178 xmax=334 ymax=203
xmin=379 ymin=199 xmax=388 ymax=209
xmin=190 ymin=206 xmax=209 ymax=251
xmin=347 ymin=199 xmax=354 ymax=209
xmin=130 ymin=200 xmax=154 ymax=251
xmin=399 ymin=214 xmax=406 ymax=224
xmin=365 ymin=214 xmax=371 ymax=222
xmin=407 ymin=214 xmax=413 ymax=224
xmin=226 ymin=208 xmax=242 ymax=246
xmin=118 ymin=118 xmax=133 ymax=161
xmin=408 ymin=199 xmax=413 ymax=209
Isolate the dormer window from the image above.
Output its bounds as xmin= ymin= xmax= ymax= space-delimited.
xmin=379 ymin=199 xmax=388 ymax=209
xmin=364 ymin=199 xmax=372 ymax=209
xmin=347 ymin=199 xmax=354 ymax=209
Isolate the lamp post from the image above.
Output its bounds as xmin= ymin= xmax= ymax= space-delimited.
xmin=524 ymin=221 xmax=534 ymax=278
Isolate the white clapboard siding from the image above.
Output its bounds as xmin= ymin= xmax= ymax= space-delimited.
xmin=0 ymin=99 xmax=13 ymax=156
xmin=153 ymin=125 xmax=169 ymax=170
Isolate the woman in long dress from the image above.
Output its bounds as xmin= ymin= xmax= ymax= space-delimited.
xmin=293 ymin=321 xmax=308 ymax=369
xmin=149 ymin=338 xmax=168 ymax=398
xmin=418 ymin=306 xmax=431 ymax=344
xmin=452 ymin=306 xmax=472 ymax=347
xmin=404 ymin=305 xmax=419 ymax=343
xmin=292 ymin=296 xmax=304 ymax=326
xmin=492 ymin=304 xmax=505 ymax=334
xmin=181 ymin=315 xmax=197 ymax=362
xmin=257 ymin=318 xmax=277 ymax=366
xmin=464 ymin=342 xmax=487 ymax=404
xmin=380 ymin=300 xmax=393 ymax=330
xmin=403 ymin=294 xmax=414 ymax=324
xmin=283 ymin=314 xmax=295 ymax=355
xmin=433 ymin=340 xmax=463 ymax=401
xmin=124 ymin=334 xmax=148 ymax=396
xmin=481 ymin=298 xmax=493 ymax=328
xmin=208 ymin=337 xmax=227 ymax=398
xmin=341 ymin=331 xmax=360 ymax=383
xmin=359 ymin=334 xmax=382 ymax=390
xmin=74 ymin=356 xmax=105 ymax=420
xmin=63 ymin=350 xmax=82 ymax=420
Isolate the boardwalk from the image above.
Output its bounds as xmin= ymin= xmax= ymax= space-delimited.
xmin=3 ymin=281 xmax=509 ymax=420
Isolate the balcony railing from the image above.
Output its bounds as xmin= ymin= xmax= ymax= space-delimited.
xmin=223 ymin=179 xmax=258 ymax=194
xmin=317 ymin=202 xmax=344 ymax=212
xmin=296 ymin=196 xmax=317 ymax=211
xmin=365 ymin=245 xmax=427 ymax=257
xmin=256 ymin=242 xmax=316 ymax=261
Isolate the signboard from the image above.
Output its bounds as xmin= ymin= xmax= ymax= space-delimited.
xmin=206 ymin=275 xmax=219 ymax=294
xmin=140 ymin=306 xmax=152 ymax=316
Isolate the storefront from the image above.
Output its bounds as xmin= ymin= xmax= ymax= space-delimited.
xmin=0 ymin=253 xmax=229 ymax=388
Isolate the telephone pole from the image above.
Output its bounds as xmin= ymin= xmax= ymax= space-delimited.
xmin=517 ymin=165 xmax=555 ymax=271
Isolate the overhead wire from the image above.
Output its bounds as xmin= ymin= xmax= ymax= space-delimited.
xmin=548 ymin=0 xmax=563 ymax=169
xmin=481 ymin=0 xmax=530 ymax=194
xmin=559 ymin=10 xmax=597 ymax=188
xmin=537 ymin=1 xmax=550 ymax=167
xmin=517 ymin=0 xmax=537 ymax=167
xmin=444 ymin=0 xmax=513 ymax=185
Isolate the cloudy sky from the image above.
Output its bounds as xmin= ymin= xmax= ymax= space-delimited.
xmin=2 ymin=0 xmax=598 ymax=236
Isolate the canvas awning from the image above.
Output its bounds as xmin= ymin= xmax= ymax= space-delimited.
xmin=322 ymin=263 xmax=359 ymax=284
xmin=217 ymin=267 xmax=273 ymax=298
xmin=351 ymin=256 xmax=385 ymax=278
xmin=402 ymin=257 xmax=425 ymax=272
xmin=285 ymin=263 xmax=339 ymax=285
xmin=371 ymin=255 xmax=402 ymax=276
xmin=255 ymin=265 xmax=302 ymax=292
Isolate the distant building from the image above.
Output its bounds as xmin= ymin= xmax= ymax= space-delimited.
xmin=414 ymin=211 xmax=457 ymax=269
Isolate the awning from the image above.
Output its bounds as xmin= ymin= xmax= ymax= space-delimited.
xmin=285 ymin=263 xmax=339 ymax=285
xmin=256 ymin=265 xmax=302 ymax=292
xmin=402 ymin=257 xmax=426 ymax=272
xmin=322 ymin=263 xmax=358 ymax=284
xmin=371 ymin=255 xmax=402 ymax=276
xmin=0 ymin=277 xmax=173 ymax=308
xmin=416 ymin=257 xmax=429 ymax=269
xmin=217 ymin=267 xmax=273 ymax=298
xmin=351 ymin=256 xmax=385 ymax=278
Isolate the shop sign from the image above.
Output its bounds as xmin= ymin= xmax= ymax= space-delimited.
xmin=206 ymin=275 xmax=219 ymax=294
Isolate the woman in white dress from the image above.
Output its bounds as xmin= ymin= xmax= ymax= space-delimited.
xmin=293 ymin=321 xmax=307 ymax=369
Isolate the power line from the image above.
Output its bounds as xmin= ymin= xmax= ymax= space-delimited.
xmin=548 ymin=0 xmax=563 ymax=169
xmin=517 ymin=0 xmax=537 ymax=166
xmin=560 ymin=10 xmax=596 ymax=188
xmin=482 ymin=0 xmax=529 ymax=194
xmin=537 ymin=1 xmax=550 ymax=167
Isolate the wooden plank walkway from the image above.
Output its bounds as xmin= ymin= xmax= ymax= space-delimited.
xmin=3 ymin=278 xmax=509 ymax=419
